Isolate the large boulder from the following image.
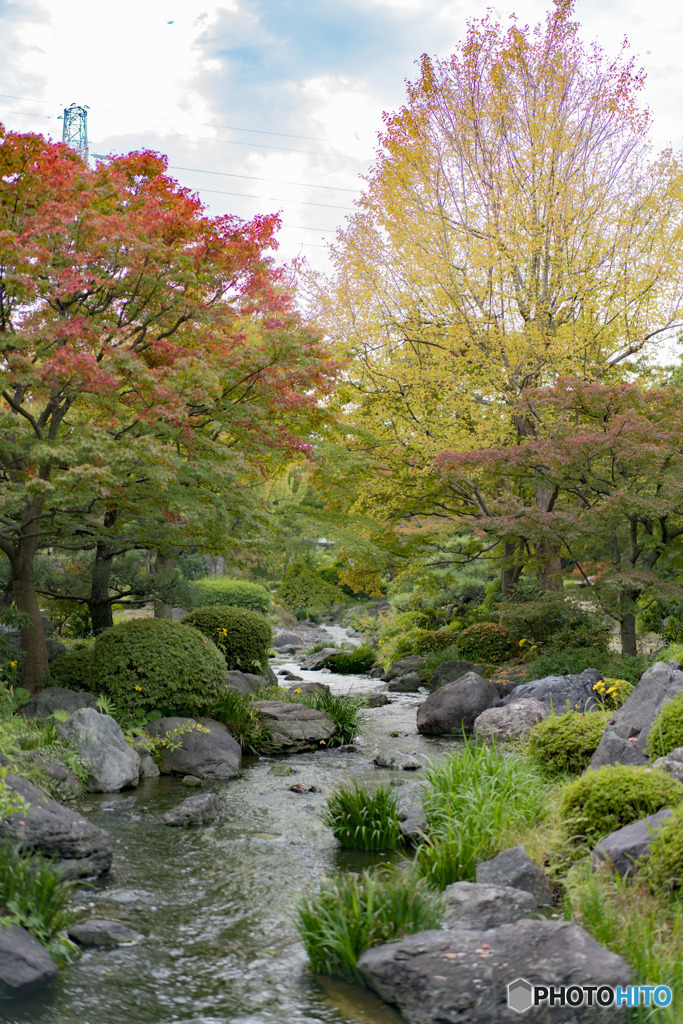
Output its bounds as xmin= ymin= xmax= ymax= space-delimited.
xmin=474 ymin=698 xmax=548 ymax=743
xmin=387 ymin=671 xmax=422 ymax=693
xmin=0 ymin=924 xmax=58 ymax=997
xmin=0 ymin=772 xmax=113 ymax=878
xmin=57 ymin=708 xmax=140 ymax=793
xmin=443 ymin=880 xmax=538 ymax=930
xmin=476 ymin=845 xmax=553 ymax=906
xmin=504 ymin=667 xmax=603 ymax=714
xmin=224 ymin=670 xmax=270 ymax=695
xmin=592 ymin=808 xmax=673 ymax=877
xmin=428 ymin=660 xmax=490 ymax=691
xmin=357 ymin=919 xmax=631 ymax=1024
xmin=252 ymin=701 xmax=336 ymax=752
xmin=160 ymin=792 xmax=220 ymax=826
xmin=416 ymin=672 xmax=499 ymax=736
xmin=9 ymin=748 xmax=83 ymax=799
xmin=145 ymin=717 xmax=242 ymax=779
xmin=299 ymin=648 xmax=346 ymax=671
xmin=590 ymin=661 xmax=683 ymax=769
xmin=383 ymin=656 xmax=425 ymax=681
xmin=272 ymin=630 xmax=305 ymax=649
xmin=22 ymin=686 xmax=97 ymax=719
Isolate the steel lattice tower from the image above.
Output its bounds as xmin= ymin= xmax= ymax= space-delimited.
xmin=61 ymin=104 xmax=89 ymax=160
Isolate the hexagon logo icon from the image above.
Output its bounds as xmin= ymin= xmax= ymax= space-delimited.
xmin=508 ymin=977 xmax=534 ymax=1013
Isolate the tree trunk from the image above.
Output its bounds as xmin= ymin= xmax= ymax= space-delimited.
xmin=87 ymin=521 xmax=117 ymax=634
xmin=619 ymin=590 xmax=639 ymax=656
xmin=11 ymin=553 xmax=48 ymax=693
xmin=501 ymin=538 xmax=523 ymax=596
xmin=534 ymin=485 xmax=564 ymax=592
xmin=153 ymin=552 xmax=175 ymax=620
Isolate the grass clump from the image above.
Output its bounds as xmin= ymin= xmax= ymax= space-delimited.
xmin=527 ymin=710 xmax=611 ymax=778
xmin=297 ymin=866 xmax=444 ymax=983
xmin=0 ymin=841 xmax=75 ymax=962
xmin=560 ymin=765 xmax=683 ymax=846
xmin=643 ymin=802 xmax=683 ymax=893
xmin=646 ymin=693 xmax=683 ymax=760
xmin=210 ymin=689 xmax=269 ymax=754
xmin=415 ymin=740 xmax=547 ymax=889
xmin=321 ymin=782 xmax=401 ymax=850
xmin=325 ymin=644 xmax=377 ymax=675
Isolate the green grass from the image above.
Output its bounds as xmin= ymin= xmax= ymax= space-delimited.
xmin=321 ymin=782 xmax=401 ymax=850
xmin=0 ymin=841 xmax=76 ymax=962
xmin=325 ymin=643 xmax=377 ymax=675
xmin=210 ymin=688 xmax=271 ymax=753
xmin=297 ymin=865 xmax=444 ymax=983
xmin=415 ymin=739 xmax=548 ymax=889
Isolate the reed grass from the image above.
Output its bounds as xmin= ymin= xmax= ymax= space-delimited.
xmin=321 ymin=782 xmax=401 ymax=850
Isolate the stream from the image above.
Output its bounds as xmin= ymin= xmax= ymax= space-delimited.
xmin=2 ymin=628 xmax=459 ymax=1024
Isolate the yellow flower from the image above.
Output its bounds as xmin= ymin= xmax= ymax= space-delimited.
xmin=134 ymin=685 xmax=142 ymax=692
xmin=9 ymin=660 xmax=17 ymax=668
xmin=519 ymin=638 xmax=528 ymax=647
xmin=293 ymin=688 xmax=302 ymax=694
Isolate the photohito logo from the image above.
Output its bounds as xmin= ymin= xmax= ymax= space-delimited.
xmin=507 ymin=978 xmax=672 ymax=1013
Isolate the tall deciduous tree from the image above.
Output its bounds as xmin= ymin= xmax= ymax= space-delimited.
xmin=0 ymin=126 xmax=335 ymax=689
xmin=317 ymin=0 xmax=683 ymax=590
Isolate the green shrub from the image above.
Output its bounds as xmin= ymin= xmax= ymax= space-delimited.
xmin=91 ymin=619 xmax=227 ymax=724
xmin=646 ymin=694 xmax=683 ymax=760
xmin=276 ymin=563 xmax=344 ymax=619
xmin=528 ymin=711 xmax=611 ymax=778
xmin=560 ymin=766 xmax=683 ymax=845
xmin=412 ymin=629 xmax=462 ymax=656
xmin=297 ymin=866 xmax=444 ymax=983
xmin=502 ymin=599 xmax=611 ymax=651
xmin=325 ymin=643 xmax=377 ymax=675
xmin=644 ymin=803 xmax=683 ymax=891
xmin=416 ymin=741 xmax=547 ymax=888
xmin=321 ymin=782 xmax=401 ymax=850
xmin=455 ymin=622 xmax=513 ymax=664
xmin=49 ymin=643 xmax=93 ymax=690
xmin=189 ymin=576 xmax=270 ymax=614
xmin=182 ymin=605 xmax=272 ymax=673
xmin=0 ymin=840 xmax=75 ymax=960
xmin=523 ymin=645 xmax=604 ymax=681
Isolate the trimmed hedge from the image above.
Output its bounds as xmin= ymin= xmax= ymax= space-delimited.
xmin=189 ymin=577 xmax=270 ymax=614
xmin=182 ymin=605 xmax=272 ymax=673
xmin=456 ymin=622 xmax=513 ymax=664
xmin=90 ymin=619 xmax=227 ymax=723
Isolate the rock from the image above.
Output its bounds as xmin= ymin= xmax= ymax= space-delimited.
xmin=133 ymin=741 xmax=160 ymax=779
xmin=279 ymin=670 xmax=303 ymax=681
xmin=373 ymin=752 xmax=422 ymax=770
xmin=369 ymin=666 xmax=386 ymax=679
xmin=592 ymin=808 xmax=673 ymax=877
xmin=22 ymin=686 xmax=97 ymax=719
xmin=357 ymin=918 xmax=631 ymax=1024
xmin=0 ymin=772 xmax=113 ymax=878
xmin=0 ymin=923 xmax=58 ymax=997
xmin=417 ymin=672 xmax=499 ymax=736
xmin=387 ymin=671 xmax=422 ymax=693
xmin=299 ymin=647 xmax=346 ymax=670
xmin=268 ymin=764 xmax=297 ymax=776
xmin=651 ymin=746 xmax=683 ymax=783
xmin=365 ymin=693 xmax=390 ymax=707
xmin=383 ymin=656 xmax=425 ymax=682
xmin=287 ymin=681 xmax=330 ymax=696
xmin=224 ymin=670 xmax=257 ymax=695
xmin=504 ymin=668 xmax=604 ymax=714
xmin=290 ymin=783 xmax=317 ymax=793
xmin=252 ymin=701 xmax=336 ymax=752
xmin=474 ymin=698 xmax=548 ymax=743
xmin=57 ymin=708 xmax=140 ymax=793
xmin=160 ymin=792 xmax=220 ymax=826
xmin=428 ymin=660 xmax=490 ymax=691
xmin=276 ymin=644 xmax=297 ymax=654
xmin=476 ymin=846 xmax=553 ymax=905
xmin=443 ymin=880 xmax=538 ymax=930
xmin=11 ymin=749 xmax=82 ymax=798
xmin=181 ymin=775 xmax=203 ymax=787
xmin=396 ymin=781 xmax=428 ymax=840
xmin=260 ymin=664 xmax=279 ymax=686
xmin=69 ymin=919 xmax=140 ymax=947
xmin=145 ymin=717 xmax=242 ymax=779
xmin=101 ymin=795 xmax=137 ymax=812
xmin=272 ymin=630 xmax=305 ymax=649
xmin=590 ymin=661 xmax=683 ymax=769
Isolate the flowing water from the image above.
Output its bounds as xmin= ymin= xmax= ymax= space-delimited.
xmin=2 ymin=632 xmax=458 ymax=1024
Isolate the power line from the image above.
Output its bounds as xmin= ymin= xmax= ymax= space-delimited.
xmin=190 ymin=186 xmax=354 ymax=211
xmin=92 ymin=125 xmax=361 ymax=160
xmin=166 ymin=163 xmax=361 ymax=194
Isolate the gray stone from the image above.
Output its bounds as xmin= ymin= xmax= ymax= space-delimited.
xmin=474 ymin=698 xmax=548 ymax=743
xmin=590 ymin=661 xmax=683 ymax=769
xmin=592 ymin=808 xmax=673 ymax=877
xmin=11 ymin=748 xmax=82 ymax=798
xmin=396 ymin=781 xmax=428 ymax=840
xmin=133 ymin=741 xmax=160 ymax=779
xmin=273 ymin=630 xmax=305 ymax=649
xmin=651 ymin=746 xmax=683 ymax=783
xmin=69 ymin=919 xmax=140 ymax=947
xmin=22 ymin=686 xmax=97 ymax=719
xmin=279 ymin=670 xmax=303 ymax=681
xmin=160 ymin=792 xmax=220 ymax=826
xmin=253 ymin=700 xmax=336 ymax=752
xmin=357 ymin=919 xmax=631 ymax=1024
xmin=181 ymin=774 xmax=203 ymax=787
xmin=476 ymin=845 xmax=553 ymax=906
xmin=387 ymin=671 xmax=422 ymax=692
xmin=417 ymin=672 xmax=499 ymax=736
xmin=299 ymin=647 xmax=346 ymax=670
xmin=373 ymin=752 xmax=422 ymax=770
xmin=0 ymin=924 xmax=58 ymax=997
xmin=0 ymin=772 xmax=113 ymax=878
xmin=383 ymin=656 xmax=425 ymax=682
xmin=443 ymin=880 xmax=538 ymax=930
xmin=369 ymin=666 xmax=386 ymax=679
xmin=505 ymin=668 xmax=604 ymax=714
xmin=145 ymin=717 xmax=241 ymax=779
xmin=57 ymin=708 xmax=140 ymax=793
xmin=428 ymin=660 xmax=490 ymax=691
xmin=287 ymin=681 xmax=330 ymax=696
xmin=365 ymin=693 xmax=390 ymax=707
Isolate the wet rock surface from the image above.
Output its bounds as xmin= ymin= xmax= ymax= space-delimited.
xmin=0 ymin=924 xmax=58 ymax=997
xmin=145 ymin=717 xmax=242 ymax=779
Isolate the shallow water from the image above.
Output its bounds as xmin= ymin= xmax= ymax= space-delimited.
xmin=2 ymin=639 xmax=458 ymax=1024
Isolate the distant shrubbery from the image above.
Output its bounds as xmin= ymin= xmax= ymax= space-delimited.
xmin=325 ymin=643 xmax=377 ymax=674
xmin=276 ymin=562 xmax=345 ymax=620
xmin=455 ymin=622 xmax=513 ymax=664
xmin=188 ymin=576 xmax=270 ymax=614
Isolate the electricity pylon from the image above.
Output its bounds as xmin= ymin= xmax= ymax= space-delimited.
xmin=61 ymin=104 xmax=89 ymax=161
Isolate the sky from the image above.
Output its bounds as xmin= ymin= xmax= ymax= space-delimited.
xmin=1 ymin=0 xmax=683 ymax=272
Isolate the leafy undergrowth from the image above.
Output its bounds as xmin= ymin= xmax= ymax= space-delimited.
xmin=0 ymin=841 xmax=76 ymax=964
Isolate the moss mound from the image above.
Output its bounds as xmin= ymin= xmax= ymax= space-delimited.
xmin=644 ymin=803 xmax=683 ymax=891
xmin=646 ymin=693 xmax=683 ymax=760
xmin=181 ymin=605 xmax=272 ymax=673
xmin=528 ymin=710 xmax=611 ymax=778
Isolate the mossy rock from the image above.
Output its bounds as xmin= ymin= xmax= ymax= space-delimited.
xmin=528 ymin=710 xmax=611 ymax=778
xmin=182 ymin=605 xmax=272 ymax=674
